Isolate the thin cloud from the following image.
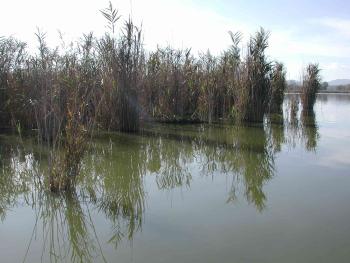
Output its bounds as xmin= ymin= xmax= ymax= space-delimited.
xmin=312 ymin=17 xmax=350 ymax=38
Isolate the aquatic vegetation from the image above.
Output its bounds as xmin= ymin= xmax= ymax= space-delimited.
xmin=0 ymin=37 xmax=27 ymax=129
xmin=0 ymin=2 xmax=322 ymax=192
xmin=301 ymin=63 xmax=321 ymax=113
xmin=235 ymin=28 xmax=272 ymax=122
xmin=98 ymin=3 xmax=144 ymax=132
xmin=30 ymin=32 xmax=102 ymax=191
xmin=269 ymin=62 xmax=287 ymax=114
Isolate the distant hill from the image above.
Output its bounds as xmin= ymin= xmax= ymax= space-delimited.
xmin=328 ymin=79 xmax=350 ymax=86
xmin=287 ymin=79 xmax=350 ymax=87
xmin=286 ymin=79 xmax=350 ymax=93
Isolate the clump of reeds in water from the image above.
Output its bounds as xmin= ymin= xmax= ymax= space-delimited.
xmin=301 ymin=63 xmax=321 ymax=114
xmin=32 ymin=32 xmax=102 ymax=191
xmin=235 ymin=28 xmax=272 ymax=123
xmin=269 ymin=62 xmax=287 ymax=114
xmin=0 ymin=30 xmax=103 ymax=191
xmin=144 ymin=47 xmax=200 ymax=122
xmin=98 ymin=2 xmax=144 ymax=132
xmin=0 ymin=37 xmax=27 ymax=129
xmin=290 ymin=96 xmax=299 ymax=125
xmin=0 ymin=2 xmax=326 ymax=192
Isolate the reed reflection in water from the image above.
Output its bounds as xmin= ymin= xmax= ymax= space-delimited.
xmin=0 ymin=106 xmax=319 ymax=262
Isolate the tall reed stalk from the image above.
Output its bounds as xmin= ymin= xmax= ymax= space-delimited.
xmin=301 ymin=63 xmax=321 ymax=113
xmin=269 ymin=62 xmax=287 ymax=114
xmin=0 ymin=37 xmax=27 ymax=129
xmin=98 ymin=2 xmax=144 ymax=132
xmin=235 ymin=28 xmax=272 ymax=122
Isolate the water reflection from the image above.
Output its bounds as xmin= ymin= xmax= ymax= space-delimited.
xmin=191 ymin=124 xmax=274 ymax=211
xmin=283 ymin=95 xmax=319 ymax=151
xmin=83 ymin=136 xmax=145 ymax=247
xmin=0 ymin=137 xmax=145 ymax=262
xmin=27 ymin=191 xmax=104 ymax=263
xmin=0 ymin=140 xmax=41 ymax=221
xmin=301 ymin=110 xmax=319 ymax=151
xmin=0 ymin=102 xmax=321 ymax=262
xmin=266 ymin=112 xmax=285 ymax=153
xmin=139 ymin=123 xmax=274 ymax=212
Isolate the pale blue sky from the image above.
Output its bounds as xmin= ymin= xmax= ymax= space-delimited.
xmin=1 ymin=0 xmax=349 ymax=81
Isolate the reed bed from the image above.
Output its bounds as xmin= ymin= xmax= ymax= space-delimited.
xmin=0 ymin=2 xmax=316 ymax=191
xmin=301 ymin=63 xmax=321 ymax=113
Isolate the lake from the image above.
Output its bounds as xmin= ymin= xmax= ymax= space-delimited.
xmin=0 ymin=94 xmax=350 ymax=263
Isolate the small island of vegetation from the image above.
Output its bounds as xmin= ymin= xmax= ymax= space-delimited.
xmin=0 ymin=2 xmax=321 ymax=192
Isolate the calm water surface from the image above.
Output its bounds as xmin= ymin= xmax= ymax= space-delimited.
xmin=0 ymin=94 xmax=350 ymax=263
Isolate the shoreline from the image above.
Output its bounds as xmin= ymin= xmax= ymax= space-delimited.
xmin=286 ymin=91 xmax=350 ymax=94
